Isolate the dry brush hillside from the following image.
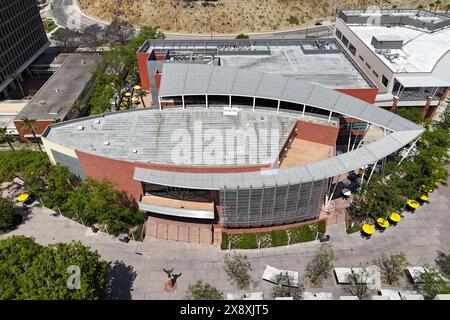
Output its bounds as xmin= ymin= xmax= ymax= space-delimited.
xmin=77 ymin=0 xmax=450 ymax=34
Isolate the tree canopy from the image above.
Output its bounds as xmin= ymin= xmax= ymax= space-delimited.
xmin=186 ymin=281 xmax=223 ymax=300
xmin=61 ymin=178 xmax=145 ymax=236
xmin=0 ymin=236 xmax=107 ymax=300
xmin=0 ymin=197 xmax=18 ymax=231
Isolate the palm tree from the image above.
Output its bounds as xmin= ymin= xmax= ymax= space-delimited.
xmin=20 ymin=118 xmax=42 ymax=151
xmin=136 ymin=90 xmax=148 ymax=108
xmin=430 ymin=3 xmax=435 ymax=11
xmin=0 ymin=127 xmax=15 ymax=152
xmin=446 ymin=4 xmax=450 ymax=14
xmin=8 ymin=72 xmax=25 ymax=99
xmin=434 ymin=0 xmax=441 ymax=12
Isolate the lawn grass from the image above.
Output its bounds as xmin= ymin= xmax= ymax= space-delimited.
xmin=221 ymin=219 xmax=325 ymax=250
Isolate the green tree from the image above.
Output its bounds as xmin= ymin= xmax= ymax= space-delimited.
xmin=136 ymin=90 xmax=148 ymax=108
xmin=434 ymin=0 xmax=441 ymax=12
xmin=272 ymin=273 xmax=305 ymax=300
xmin=373 ymin=252 xmax=409 ymax=285
xmin=20 ymin=118 xmax=42 ymax=151
xmin=0 ymin=236 xmax=42 ymax=299
xmin=87 ymin=26 xmax=164 ymax=115
xmin=0 ymin=126 xmax=15 ymax=152
xmin=224 ymin=252 xmax=252 ymax=290
xmin=417 ymin=266 xmax=450 ymax=299
xmin=0 ymin=151 xmax=50 ymax=193
xmin=0 ymin=236 xmax=107 ymax=300
xmin=7 ymin=72 xmax=25 ymax=98
xmin=395 ymin=107 xmax=424 ymax=124
xmin=186 ymin=281 xmax=223 ymax=300
xmin=0 ymin=197 xmax=18 ymax=231
xmin=304 ymin=244 xmax=335 ymax=286
xmin=61 ymin=178 xmax=144 ymax=236
xmin=343 ymin=266 xmax=371 ymax=300
xmin=71 ymin=100 xmax=86 ymax=118
xmin=40 ymin=165 xmax=78 ymax=209
xmin=235 ymin=33 xmax=249 ymax=39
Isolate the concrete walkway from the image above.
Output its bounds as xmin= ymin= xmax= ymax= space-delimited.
xmin=1 ymin=177 xmax=449 ymax=299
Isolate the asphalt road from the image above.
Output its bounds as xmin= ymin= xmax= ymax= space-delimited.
xmin=51 ymin=0 xmax=107 ymax=31
xmin=48 ymin=0 xmax=334 ymax=38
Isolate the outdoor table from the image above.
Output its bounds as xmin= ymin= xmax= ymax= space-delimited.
xmin=361 ymin=224 xmax=375 ymax=238
xmin=376 ymin=218 xmax=389 ymax=231
xmin=421 ymin=185 xmax=433 ymax=193
xmin=388 ymin=212 xmax=401 ymax=225
xmin=406 ymin=199 xmax=420 ymax=212
xmin=341 ymin=188 xmax=351 ymax=197
xmin=418 ymin=194 xmax=429 ymax=204
xmin=341 ymin=179 xmax=352 ymax=187
xmin=17 ymin=193 xmax=29 ymax=202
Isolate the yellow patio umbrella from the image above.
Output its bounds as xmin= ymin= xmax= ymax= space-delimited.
xmin=124 ymin=92 xmax=132 ymax=97
xmin=122 ymin=97 xmax=129 ymax=102
xmin=17 ymin=193 xmax=29 ymax=202
xmin=389 ymin=212 xmax=401 ymax=223
xmin=376 ymin=218 xmax=389 ymax=228
xmin=133 ymin=85 xmax=142 ymax=91
xmin=362 ymin=224 xmax=375 ymax=235
xmin=407 ymin=199 xmax=420 ymax=209
xmin=420 ymin=194 xmax=429 ymax=201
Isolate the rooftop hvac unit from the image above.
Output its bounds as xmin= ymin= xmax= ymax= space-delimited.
xmin=104 ymin=141 xmax=110 ymax=146
xmin=94 ymin=120 xmax=101 ymax=124
xmin=77 ymin=126 xmax=84 ymax=131
xmin=132 ymin=149 xmax=138 ymax=153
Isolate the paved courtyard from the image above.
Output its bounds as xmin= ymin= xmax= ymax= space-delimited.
xmin=1 ymin=177 xmax=449 ymax=300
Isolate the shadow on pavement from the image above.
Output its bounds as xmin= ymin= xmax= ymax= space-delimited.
xmin=106 ymin=260 xmax=137 ymax=300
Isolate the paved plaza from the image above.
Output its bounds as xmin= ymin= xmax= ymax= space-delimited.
xmin=1 ymin=177 xmax=449 ymax=299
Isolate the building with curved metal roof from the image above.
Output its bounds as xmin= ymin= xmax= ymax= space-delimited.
xmin=42 ymin=63 xmax=423 ymax=239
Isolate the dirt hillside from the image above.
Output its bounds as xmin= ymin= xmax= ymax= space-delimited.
xmin=77 ymin=0 xmax=450 ymax=34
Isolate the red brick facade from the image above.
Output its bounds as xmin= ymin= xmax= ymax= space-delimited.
xmin=334 ymin=88 xmax=378 ymax=104
xmin=136 ymin=52 xmax=151 ymax=91
xmin=75 ymin=150 xmax=272 ymax=201
xmin=295 ymin=120 xmax=339 ymax=146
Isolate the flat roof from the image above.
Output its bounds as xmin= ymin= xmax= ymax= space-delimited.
xmin=143 ymin=39 xmax=372 ymax=89
xmin=45 ymin=107 xmax=310 ymax=166
xmin=346 ymin=24 xmax=450 ymax=74
xmin=15 ymin=54 xmax=102 ymax=121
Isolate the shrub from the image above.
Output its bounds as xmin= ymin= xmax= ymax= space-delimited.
xmin=0 ymin=197 xmax=19 ymax=231
xmin=304 ymin=244 xmax=335 ymax=286
xmin=224 ymin=252 xmax=252 ymax=290
xmin=186 ymin=281 xmax=223 ymax=300
xmin=0 ymin=236 xmax=107 ymax=300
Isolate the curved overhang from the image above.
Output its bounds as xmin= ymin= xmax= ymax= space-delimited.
xmin=158 ymin=63 xmax=421 ymax=132
xmin=43 ymin=63 xmax=424 ymax=190
xmin=131 ymin=63 xmax=424 ymax=189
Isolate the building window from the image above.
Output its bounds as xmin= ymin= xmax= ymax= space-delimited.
xmin=342 ymin=35 xmax=349 ymax=47
xmin=365 ymin=62 xmax=371 ymax=69
xmin=335 ymin=28 xmax=343 ymax=39
xmin=359 ymin=55 xmax=364 ymax=62
xmin=382 ymin=75 xmax=389 ymax=87
xmin=348 ymin=43 xmax=357 ymax=56
xmin=373 ymin=70 xmax=379 ymax=78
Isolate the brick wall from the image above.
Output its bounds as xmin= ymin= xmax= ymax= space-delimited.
xmin=136 ymin=51 xmax=151 ymax=90
xmin=335 ymin=88 xmax=378 ymax=104
xmin=295 ymin=120 xmax=339 ymax=146
xmin=75 ymin=150 xmax=272 ymax=200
